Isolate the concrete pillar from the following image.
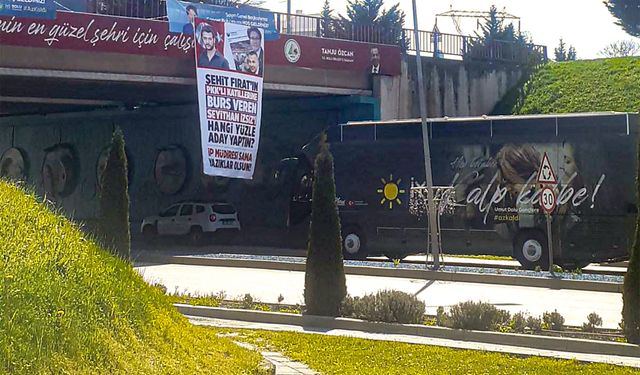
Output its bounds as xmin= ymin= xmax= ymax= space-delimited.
xmin=372 ymin=75 xmax=401 ymax=120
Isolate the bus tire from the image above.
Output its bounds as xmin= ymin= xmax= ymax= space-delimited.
xmin=514 ymin=230 xmax=549 ymax=270
xmin=342 ymin=227 xmax=366 ymax=260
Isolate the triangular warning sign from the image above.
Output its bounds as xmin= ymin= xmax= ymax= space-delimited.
xmin=537 ymin=152 xmax=557 ymax=184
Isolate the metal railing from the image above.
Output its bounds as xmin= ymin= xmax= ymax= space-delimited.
xmin=407 ymin=29 xmax=547 ymax=63
xmin=86 ymin=0 xmax=547 ymax=63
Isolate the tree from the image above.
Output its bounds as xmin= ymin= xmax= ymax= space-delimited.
xmin=321 ymin=0 xmax=335 ymax=38
xmin=304 ymin=135 xmax=347 ymax=317
xmin=554 ymin=38 xmax=567 ymax=61
xmin=466 ymin=5 xmax=541 ymax=64
xmin=600 ymin=40 xmax=640 ymax=57
xmin=340 ymin=0 xmax=406 ymax=47
xmin=97 ymin=128 xmax=131 ymax=260
xmin=604 ymin=0 xmax=640 ymax=38
xmin=554 ymin=38 xmax=577 ymax=61
xmin=623 ymin=135 xmax=640 ymax=344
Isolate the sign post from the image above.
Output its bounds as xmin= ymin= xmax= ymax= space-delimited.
xmin=411 ymin=0 xmax=441 ymax=270
xmin=537 ymin=152 xmax=557 ymax=272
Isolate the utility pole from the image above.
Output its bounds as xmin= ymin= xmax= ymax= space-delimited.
xmin=411 ymin=0 xmax=441 ymax=269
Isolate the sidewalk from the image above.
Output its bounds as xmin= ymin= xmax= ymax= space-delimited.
xmin=135 ymin=263 xmax=624 ymax=329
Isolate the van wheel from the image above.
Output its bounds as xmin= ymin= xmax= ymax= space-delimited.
xmin=342 ymin=227 xmax=366 ymax=260
xmin=189 ymin=226 xmax=204 ymax=246
xmin=514 ymin=230 xmax=549 ymax=270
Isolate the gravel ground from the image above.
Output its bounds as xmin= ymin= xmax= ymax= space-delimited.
xmin=194 ymin=253 xmax=624 ymax=284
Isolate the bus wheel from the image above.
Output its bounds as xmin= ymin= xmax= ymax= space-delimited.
xmin=514 ymin=230 xmax=549 ymax=270
xmin=342 ymin=227 xmax=366 ymax=260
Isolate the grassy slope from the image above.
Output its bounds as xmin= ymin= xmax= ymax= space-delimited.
xmin=0 ymin=181 xmax=264 ymax=374
xmin=239 ymin=330 xmax=637 ymax=375
xmin=501 ymin=57 xmax=640 ymax=115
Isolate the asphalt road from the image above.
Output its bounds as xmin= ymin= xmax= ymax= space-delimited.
xmin=135 ymin=263 xmax=624 ymax=329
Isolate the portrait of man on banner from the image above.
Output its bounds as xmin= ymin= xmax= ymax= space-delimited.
xmin=195 ymin=20 xmax=229 ymax=70
xmin=229 ymin=26 xmax=265 ymax=77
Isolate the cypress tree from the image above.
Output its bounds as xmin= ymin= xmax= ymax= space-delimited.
xmin=304 ymin=134 xmax=347 ymax=316
xmin=623 ymin=135 xmax=640 ymax=344
xmin=98 ymin=128 xmax=131 ymax=260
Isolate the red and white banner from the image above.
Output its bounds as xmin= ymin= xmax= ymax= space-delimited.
xmin=194 ymin=18 xmax=263 ymax=179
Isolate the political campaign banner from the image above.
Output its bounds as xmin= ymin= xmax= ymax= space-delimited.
xmin=166 ymin=0 xmax=277 ymax=40
xmin=0 ymin=0 xmax=55 ymax=19
xmin=195 ymin=18 xmax=263 ymax=179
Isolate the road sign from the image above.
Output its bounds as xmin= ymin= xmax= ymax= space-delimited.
xmin=540 ymin=186 xmax=556 ymax=214
xmin=537 ymin=152 xmax=557 ymax=185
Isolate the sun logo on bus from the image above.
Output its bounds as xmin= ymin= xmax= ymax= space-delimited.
xmin=377 ymin=174 xmax=405 ymax=209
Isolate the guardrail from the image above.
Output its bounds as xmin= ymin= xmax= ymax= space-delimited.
xmin=86 ymin=0 xmax=547 ymax=63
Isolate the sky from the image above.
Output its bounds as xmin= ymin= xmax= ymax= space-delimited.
xmin=262 ymin=0 xmax=640 ymax=59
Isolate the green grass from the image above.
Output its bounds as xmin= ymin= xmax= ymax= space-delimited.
xmin=233 ymin=329 xmax=638 ymax=374
xmin=498 ymin=57 xmax=640 ymax=115
xmin=0 ymin=180 xmax=266 ymax=374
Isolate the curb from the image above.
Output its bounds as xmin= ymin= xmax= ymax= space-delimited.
xmin=177 ymin=304 xmax=640 ymax=359
xmin=138 ymin=254 xmax=623 ymax=293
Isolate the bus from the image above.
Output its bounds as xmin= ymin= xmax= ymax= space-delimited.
xmin=281 ymin=112 xmax=639 ymax=269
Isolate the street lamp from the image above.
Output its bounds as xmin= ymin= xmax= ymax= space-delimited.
xmin=411 ymin=0 xmax=441 ymax=269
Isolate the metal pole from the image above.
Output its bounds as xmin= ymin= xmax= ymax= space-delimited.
xmin=546 ymin=214 xmax=554 ymax=272
xmin=411 ymin=0 xmax=441 ymax=269
xmin=287 ymin=0 xmax=291 ymax=34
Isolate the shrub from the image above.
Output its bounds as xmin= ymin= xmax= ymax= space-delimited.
xmin=304 ymin=134 xmax=347 ymax=316
xmin=242 ymin=293 xmax=254 ymax=309
xmin=495 ymin=309 xmax=512 ymax=326
xmin=96 ymin=127 xmax=131 ymax=260
xmin=341 ymin=290 xmax=426 ymax=324
xmin=543 ymin=310 xmax=565 ymax=331
xmin=445 ymin=301 xmax=510 ymax=331
xmin=511 ymin=312 xmax=527 ymax=333
xmin=526 ymin=316 xmax=543 ymax=333
xmin=436 ymin=306 xmax=448 ymax=326
xmin=582 ymin=312 xmax=603 ymax=332
xmin=623 ymin=135 xmax=640 ymax=344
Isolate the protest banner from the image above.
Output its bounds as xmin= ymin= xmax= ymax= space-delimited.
xmin=194 ymin=18 xmax=263 ymax=179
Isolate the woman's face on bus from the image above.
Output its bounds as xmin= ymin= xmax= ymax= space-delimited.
xmin=559 ymin=143 xmax=578 ymax=183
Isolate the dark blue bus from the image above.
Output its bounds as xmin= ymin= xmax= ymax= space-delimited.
xmin=282 ymin=112 xmax=639 ymax=269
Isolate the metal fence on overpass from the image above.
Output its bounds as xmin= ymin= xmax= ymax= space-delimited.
xmin=86 ymin=0 xmax=547 ymax=64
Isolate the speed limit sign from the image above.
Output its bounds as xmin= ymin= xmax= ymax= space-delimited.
xmin=540 ymin=187 xmax=556 ymax=214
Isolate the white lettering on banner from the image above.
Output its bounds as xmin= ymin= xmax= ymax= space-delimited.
xmin=196 ymin=21 xmax=263 ymax=179
xmin=0 ymin=16 xmax=194 ymax=54
xmin=0 ymin=17 xmax=25 ymax=33
xmin=413 ymin=171 xmax=606 ymax=224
